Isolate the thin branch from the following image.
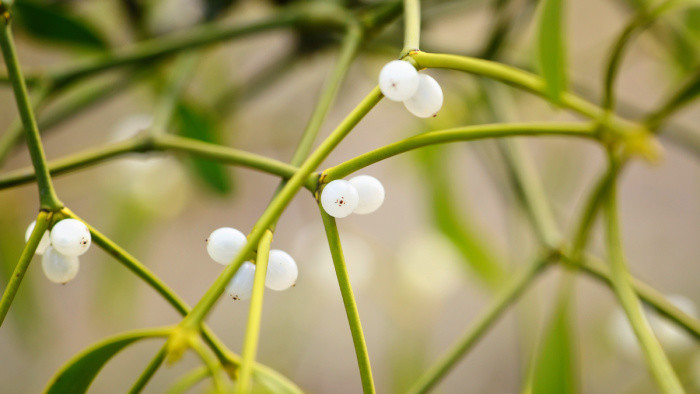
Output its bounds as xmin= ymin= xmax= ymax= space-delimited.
xmin=323 ymin=122 xmax=596 ymax=180
xmin=402 ymin=0 xmax=421 ymax=54
xmin=320 ymin=209 xmax=375 ymax=393
xmin=0 ymin=211 xmax=49 ymax=326
xmin=407 ymin=257 xmax=552 ymax=394
xmin=602 ymin=169 xmax=683 ymax=393
xmin=0 ymin=17 xmax=62 ymax=210
xmin=237 ymin=230 xmax=273 ymax=394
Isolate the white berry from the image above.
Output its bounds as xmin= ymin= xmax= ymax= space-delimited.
xmin=349 ymin=175 xmax=385 ymax=215
xmin=226 ymin=261 xmax=256 ymax=301
xmin=41 ymin=247 xmax=79 ymax=284
xmin=266 ymin=250 xmax=298 ymax=291
xmin=50 ymin=219 xmax=91 ymax=257
xmin=321 ymin=180 xmax=359 ymax=218
xmin=379 ymin=60 xmax=420 ymax=101
xmin=403 ymin=74 xmax=443 ymax=118
xmin=25 ymin=220 xmax=50 ymax=255
xmin=206 ymin=227 xmax=247 ymax=265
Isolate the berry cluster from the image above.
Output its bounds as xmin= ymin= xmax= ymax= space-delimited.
xmin=378 ymin=60 xmax=444 ymax=118
xmin=25 ymin=219 xmax=92 ymax=284
xmin=320 ymin=175 xmax=385 ymax=218
xmin=206 ymin=227 xmax=298 ymax=300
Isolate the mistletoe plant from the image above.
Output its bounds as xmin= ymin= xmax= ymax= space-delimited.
xmin=0 ymin=0 xmax=699 ymax=393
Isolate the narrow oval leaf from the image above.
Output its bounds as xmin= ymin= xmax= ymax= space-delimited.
xmin=175 ymin=102 xmax=234 ymax=196
xmin=12 ymin=0 xmax=109 ymax=50
xmin=529 ymin=297 xmax=577 ymax=394
xmin=45 ymin=327 xmax=171 ymax=394
xmin=536 ymin=0 xmax=567 ymax=104
xmin=253 ymin=363 xmax=304 ymax=394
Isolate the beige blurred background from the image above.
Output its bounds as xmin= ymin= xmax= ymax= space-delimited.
xmin=0 ymin=0 xmax=698 ymax=393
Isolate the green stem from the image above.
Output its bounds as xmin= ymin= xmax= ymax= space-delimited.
xmin=237 ymin=230 xmax=273 ymax=394
xmin=0 ymin=211 xmax=49 ymax=327
xmin=128 ymin=346 xmax=167 ymax=394
xmin=0 ymin=17 xmax=62 ymax=211
xmin=497 ymin=140 xmax=561 ymax=248
xmin=154 ymin=134 xmax=308 ymax=187
xmin=407 ymin=257 xmax=552 ymax=394
xmin=645 ymin=68 xmax=700 ymax=131
xmin=191 ymin=339 xmax=231 ymax=393
xmin=603 ymin=170 xmax=683 ymax=394
xmin=323 ymin=122 xmax=596 ymax=180
xmin=0 ymin=135 xmax=307 ymax=190
xmin=47 ymin=4 xmax=350 ymax=88
xmin=179 ymin=87 xmax=382 ymax=331
xmin=402 ymin=0 xmax=421 ymax=54
xmin=602 ymin=0 xmax=687 ymax=113
xmin=0 ymin=138 xmax=146 ymax=189
xmin=569 ymin=164 xmax=621 ymax=261
xmin=409 ymin=52 xmax=634 ymax=132
xmin=289 ymin=25 xmax=362 ymax=166
xmin=320 ymin=208 xmax=375 ymax=394
xmin=566 ymin=254 xmax=700 ymax=340
xmin=166 ymin=366 xmax=209 ymax=394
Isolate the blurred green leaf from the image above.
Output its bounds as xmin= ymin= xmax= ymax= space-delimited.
xmin=175 ymin=101 xmax=234 ymax=196
xmin=416 ymin=146 xmax=506 ymax=289
xmin=536 ymin=0 xmax=567 ymax=104
xmin=12 ymin=0 xmax=108 ymax=50
xmin=45 ymin=327 xmax=170 ymax=394
xmin=528 ymin=296 xmax=577 ymax=394
xmin=253 ymin=363 xmax=304 ymax=394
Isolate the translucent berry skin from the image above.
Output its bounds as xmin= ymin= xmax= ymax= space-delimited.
xmin=42 ymin=247 xmax=79 ymax=284
xmin=379 ymin=60 xmax=420 ymax=101
xmin=403 ymin=74 xmax=444 ymax=118
xmin=226 ymin=261 xmax=256 ymax=301
xmin=206 ymin=227 xmax=247 ymax=265
xmin=320 ymin=180 xmax=359 ymax=218
xmin=348 ymin=175 xmax=385 ymax=215
xmin=266 ymin=250 xmax=298 ymax=291
xmin=25 ymin=220 xmax=50 ymax=255
xmin=50 ymin=219 xmax=91 ymax=257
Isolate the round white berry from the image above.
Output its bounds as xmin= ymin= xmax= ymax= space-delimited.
xmin=266 ymin=250 xmax=298 ymax=291
xmin=50 ymin=219 xmax=91 ymax=257
xmin=41 ymin=247 xmax=79 ymax=284
xmin=25 ymin=220 xmax=50 ymax=255
xmin=348 ymin=175 xmax=385 ymax=215
xmin=379 ymin=60 xmax=420 ymax=101
xmin=403 ymin=74 xmax=443 ymax=118
xmin=320 ymin=180 xmax=359 ymax=218
xmin=226 ymin=261 xmax=256 ymax=301
xmin=206 ymin=227 xmax=247 ymax=265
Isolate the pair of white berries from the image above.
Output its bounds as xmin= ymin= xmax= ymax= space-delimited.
xmin=378 ymin=60 xmax=444 ymax=118
xmin=25 ymin=219 xmax=92 ymax=284
xmin=320 ymin=175 xmax=385 ymax=218
xmin=206 ymin=227 xmax=298 ymax=300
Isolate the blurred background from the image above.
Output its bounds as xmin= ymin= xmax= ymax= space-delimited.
xmin=0 ymin=0 xmax=698 ymax=392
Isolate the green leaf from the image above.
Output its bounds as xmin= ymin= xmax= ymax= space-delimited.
xmin=12 ymin=0 xmax=108 ymax=50
xmin=175 ymin=101 xmax=234 ymax=196
xmin=536 ymin=0 xmax=567 ymax=104
xmin=416 ymin=146 xmax=506 ymax=289
xmin=253 ymin=361 xmax=304 ymax=393
xmin=528 ymin=296 xmax=577 ymax=394
xmin=45 ymin=327 xmax=171 ymax=394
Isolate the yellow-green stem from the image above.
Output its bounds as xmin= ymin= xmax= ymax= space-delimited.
xmin=320 ymin=208 xmax=375 ymax=394
xmin=237 ymin=230 xmax=273 ymax=394
xmin=603 ymin=167 xmax=683 ymax=393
